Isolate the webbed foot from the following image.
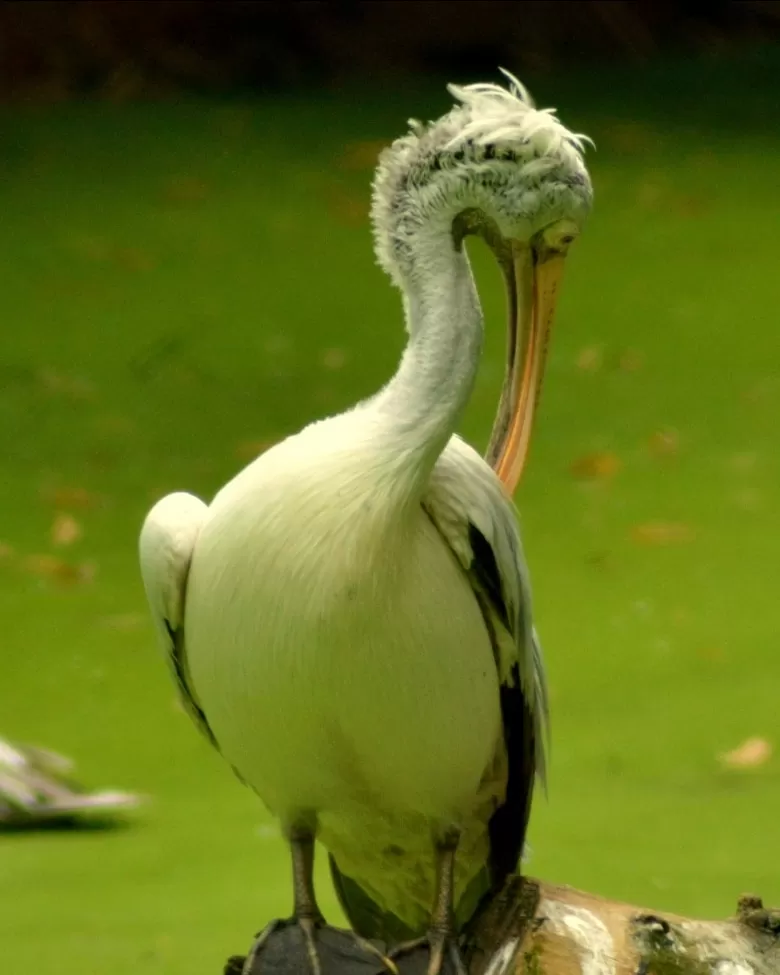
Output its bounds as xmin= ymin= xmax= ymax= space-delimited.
xmin=237 ymin=916 xmax=397 ymax=975
xmin=390 ymin=931 xmax=468 ymax=975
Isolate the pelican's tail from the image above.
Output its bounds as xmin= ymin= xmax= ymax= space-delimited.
xmin=329 ymin=854 xmax=418 ymax=946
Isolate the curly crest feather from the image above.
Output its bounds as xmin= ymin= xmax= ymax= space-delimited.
xmin=371 ymin=69 xmax=593 ymax=288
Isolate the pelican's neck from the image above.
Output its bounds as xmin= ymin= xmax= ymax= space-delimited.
xmin=373 ymin=219 xmax=482 ymax=487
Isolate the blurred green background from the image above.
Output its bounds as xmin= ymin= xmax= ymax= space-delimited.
xmin=1 ymin=6 xmax=779 ymax=972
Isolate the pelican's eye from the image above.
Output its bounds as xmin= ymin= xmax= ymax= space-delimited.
xmin=539 ymin=219 xmax=580 ymax=255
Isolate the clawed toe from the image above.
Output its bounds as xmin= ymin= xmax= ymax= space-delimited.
xmin=390 ymin=932 xmax=468 ymax=975
xmin=351 ymin=932 xmax=399 ymax=974
xmin=240 ymin=919 xmax=285 ymax=975
xmin=239 ymin=917 xmax=397 ymax=975
xmin=240 ymin=917 xmax=326 ymax=975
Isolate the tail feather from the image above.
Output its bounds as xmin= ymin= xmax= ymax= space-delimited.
xmin=329 ymin=854 xmax=418 ymax=945
xmin=329 ymin=853 xmax=493 ymax=944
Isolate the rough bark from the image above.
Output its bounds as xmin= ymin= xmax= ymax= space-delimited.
xmin=468 ymin=877 xmax=780 ymax=975
xmin=225 ymin=878 xmax=779 ymax=975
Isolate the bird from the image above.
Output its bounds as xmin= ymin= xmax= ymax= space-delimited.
xmin=139 ymin=71 xmax=592 ymax=975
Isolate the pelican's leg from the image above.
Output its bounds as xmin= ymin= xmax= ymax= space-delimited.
xmin=240 ymin=828 xmax=324 ymax=975
xmin=242 ymin=828 xmax=397 ymax=975
xmin=390 ymin=831 xmax=469 ymax=975
xmin=290 ymin=828 xmax=327 ymax=970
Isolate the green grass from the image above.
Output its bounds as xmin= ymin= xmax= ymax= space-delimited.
xmin=1 ymin=47 xmax=780 ymax=973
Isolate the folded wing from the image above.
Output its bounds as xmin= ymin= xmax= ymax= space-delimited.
xmin=138 ymin=492 xmax=218 ymax=749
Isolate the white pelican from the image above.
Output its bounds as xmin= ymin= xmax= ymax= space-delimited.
xmin=139 ymin=72 xmax=592 ymax=975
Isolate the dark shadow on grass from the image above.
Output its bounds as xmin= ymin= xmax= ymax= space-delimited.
xmin=0 ymin=815 xmax=136 ymax=835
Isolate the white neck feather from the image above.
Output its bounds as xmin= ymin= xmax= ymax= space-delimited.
xmin=372 ymin=216 xmax=482 ymax=490
xmin=359 ymin=73 xmax=592 ymax=502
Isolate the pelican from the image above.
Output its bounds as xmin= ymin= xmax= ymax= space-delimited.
xmin=139 ymin=73 xmax=592 ymax=975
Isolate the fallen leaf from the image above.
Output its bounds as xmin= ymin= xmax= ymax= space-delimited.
xmin=570 ymin=451 xmax=621 ymax=481
xmin=213 ymin=107 xmax=253 ymax=140
xmin=101 ymin=63 xmax=148 ymax=103
xmin=719 ymin=737 xmax=772 ymax=770
xmin=162 ymin=176 xmax=210 ymax=204
xmin=37 ymin=368 xmax=96 ymax=401
xmin=339 ymin=140 xmax=389 ymax=171
xmin=324 ymin=187 xmax=368 ymax=227
xmin=687 ymin=149 xmax=718 ymax=171
xmin=732 ymin=488 xmax=762 ymax=512
xmin=42 ymin=487 xmax=100 ymax=510
xmin=575 ymin=346 xmax=603 ymax=372
xmin=618 ymin=350 xmax=644 ymax=372
xmin=606 ymin=122 xmax=659 ymax=154
xmin=114 ymin=247 xmax=155 ymax=272
xmin=673 ymin=194 xmax=711 ymax=219
xmin=51 ymin=513 xmax=82 ymax=547
xmin=88 ymin=447 xmax=120 ymax=472
xmin=76 ymin=561 xmax=98 ymax=584
xmin=321 ymin=348 xmax=348 ymax=371
xmin=631 ymin=522 xmax=695 ymax=545
xmin=584 ymin=551 xmax=613 ymax=571
xmin=742 ymin=379 xmax=777 ymax=406
xmin=99 ymin=613 xmax=144 ymax=631
xmin=0 ymin=542 xmax=14 ymax=560
xmin=696 ymin=645 xmax=725 ymax=662
xmin=264 ymin=334 xmax=291 ymax=356
xmin=636 ymin=181 xmax=664 ymax=209
xmin=69 ymin=234 xmax=112 ymax=261
xmin=313 ymin=387 xmax=337 ymax=410
xmin=729 ymin=451 xmax=758 ymax=474
xmin=647 ymin=428 xmax=680 ymax=460
xmin=153 ymin=934 xmax=174 ymax=957
xmin=191 ymin=458 xmax=216 ymax=478
xmin=17 ymin=78 xmax=71 ymax=106
xmin=235 ymin=440 xmax=277 ymax=461
xmin=93 ymin=414 xmax=137 ymax=437
xmin=24 ymin=555 xmax=96 ymax=586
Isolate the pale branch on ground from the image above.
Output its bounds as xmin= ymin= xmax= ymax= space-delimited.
xmin=469 ymin=877 xmax=780 ymax=975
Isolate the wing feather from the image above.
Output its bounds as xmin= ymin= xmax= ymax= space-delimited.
xmin=139 ymin=492 xmax=218 ymax=749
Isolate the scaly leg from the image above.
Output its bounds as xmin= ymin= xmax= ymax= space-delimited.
xmin=241 ymin=828 xmax=397 ymax=975
xmin=390 ymin=831 xmax=469 ymax=975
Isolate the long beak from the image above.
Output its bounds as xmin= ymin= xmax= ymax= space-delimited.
xmin=486 ymin=243 xmax=567 ymax=495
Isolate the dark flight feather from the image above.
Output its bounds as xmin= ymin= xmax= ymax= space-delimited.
xmin=165 ymin=619 xmax=219 ymax=750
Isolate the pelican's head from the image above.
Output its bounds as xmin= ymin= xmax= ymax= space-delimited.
xmin=372 ymin=71 xmax=593 ymax=490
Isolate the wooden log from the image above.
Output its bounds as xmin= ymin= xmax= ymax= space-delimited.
xmin=225 ymin=877 xmax=779 ymax=975
xmin=469 ymin=877 xmax=780 ymax=975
